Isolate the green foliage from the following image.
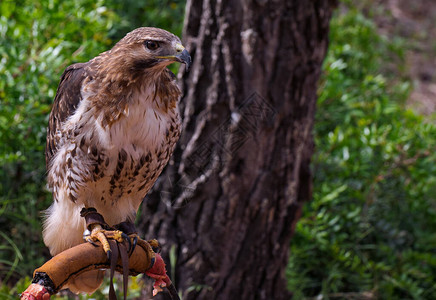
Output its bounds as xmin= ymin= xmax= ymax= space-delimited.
xmin=0 ymin=0 xmax=117 ymax=282
xmin=106 ymin=0 xmax=185 ymax=40
xmin=287 ymin=5 xmax=436 ymax=300
xmin=0 ymin=276 xmax=32 ymax=299
xmin=0 ymin=0 xmax=185 ymax=289
xmin=3 ymin=0 xmax=435 ymax=299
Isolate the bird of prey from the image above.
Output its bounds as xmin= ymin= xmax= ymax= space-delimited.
xmin=43 ymin=27 xmax=191 ymax=294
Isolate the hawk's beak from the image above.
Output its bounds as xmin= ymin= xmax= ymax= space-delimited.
xmin=156 ymin=43 xmax=192 ymax=71
xmin=175 ymin=49 xmax=192 ymax=70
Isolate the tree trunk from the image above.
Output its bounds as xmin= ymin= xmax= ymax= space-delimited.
xmin=139 ymin=0 xmax=336 ymax=299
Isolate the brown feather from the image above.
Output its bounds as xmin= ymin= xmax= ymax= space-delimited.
xmin=46 ymin=63 xmax=91 ymax=170
xmin=43 ymin=28 xmax=186 ymax=270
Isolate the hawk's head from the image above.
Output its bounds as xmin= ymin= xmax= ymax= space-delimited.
xmin=110 ymin=27 xmax=191 ymax=74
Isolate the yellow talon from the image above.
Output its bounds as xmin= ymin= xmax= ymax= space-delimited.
xmin=105 ymin=229 xmax=125 ymax=243
xmin=95 ymin=229 xmax=111 ymax=254
xmin=83 ymin=224 xmax=131 ymax=259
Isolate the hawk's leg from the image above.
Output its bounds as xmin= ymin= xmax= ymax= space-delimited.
xmin=113 ymin=220 xmax=139 ymax=255
xmin=114 ymin=220 xmax=160 ymax=256
xmin=80 ymin=207 xmax=131 ymax=259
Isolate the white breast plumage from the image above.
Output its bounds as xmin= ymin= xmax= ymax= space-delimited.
xmin=46 ymin=83 xmax=180 ymax=231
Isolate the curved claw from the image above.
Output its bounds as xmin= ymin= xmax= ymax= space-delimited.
xmin=121 ymin=232 xmax=131 ymax=252
xmin=149 ymin=256 xmax=155 ymax=269
xmin=107 ymin=249 xmax=112 ymax=261
xmin=83 ymin=229 xmax=99 ymax=247
xmin=86 ymin=238 xmax=99 ymax=247
xmin=152 ymin=244 xmax=160 ymax=253
xmin=131 ymin=236 xmax=138 ymax=255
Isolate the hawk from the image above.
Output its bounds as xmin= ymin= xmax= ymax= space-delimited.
xmin=43 ymin=27 xmax=191 ymax=294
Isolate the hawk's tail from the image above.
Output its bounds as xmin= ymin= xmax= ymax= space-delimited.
xmin=42 ymin=198 xmax=84 ymax=256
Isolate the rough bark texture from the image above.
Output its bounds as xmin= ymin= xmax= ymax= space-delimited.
xmin=139 ymin=1 xmax=336 ymax=299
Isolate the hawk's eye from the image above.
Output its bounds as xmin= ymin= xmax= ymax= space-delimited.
xmin=145 ymin=40 xmax=160 ymax=50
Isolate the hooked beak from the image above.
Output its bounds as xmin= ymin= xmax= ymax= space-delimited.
xmin=175 ymin=48 xmax=192 ymax=70
xmin=156 ymin=43 xmax=192 ymax=71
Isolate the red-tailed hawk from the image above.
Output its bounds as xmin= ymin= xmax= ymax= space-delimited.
xmin=43 ymin=27 xmax=190 ymax=294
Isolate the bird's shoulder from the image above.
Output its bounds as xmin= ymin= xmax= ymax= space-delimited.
xmin=45 ymin=62 xmax=91 ymax=170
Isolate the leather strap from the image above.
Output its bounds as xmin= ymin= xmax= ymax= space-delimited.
xmin=119 ymin=243 xmax=129 ymax=300
xmin=108 ymin=240 xmax=119 ymax=300
xmin=80 ymin=207 xmax=108 ymax=230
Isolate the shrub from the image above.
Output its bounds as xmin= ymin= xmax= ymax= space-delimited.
xmin=0 ymin=0 xmax=118 ymax=283
xmin=287 ymin=6 xmax=436 ymax=300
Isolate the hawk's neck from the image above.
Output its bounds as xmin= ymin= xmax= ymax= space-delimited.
xmin=82 ymin=61 xmax=181 ymax=128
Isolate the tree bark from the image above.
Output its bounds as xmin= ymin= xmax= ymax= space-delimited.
xmin=139 ymin=0 xmax=336 ymax=299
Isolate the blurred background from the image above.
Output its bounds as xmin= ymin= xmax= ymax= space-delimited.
xmin=0 ymin=0 xmax=435 ymax=299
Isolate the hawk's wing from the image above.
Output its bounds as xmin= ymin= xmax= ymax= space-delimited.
xmin=45 ymin=63 xmax=89 ymax=171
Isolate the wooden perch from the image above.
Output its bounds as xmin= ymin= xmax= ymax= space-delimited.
xmin=20 ymin=239 xmax=179 ymax=300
